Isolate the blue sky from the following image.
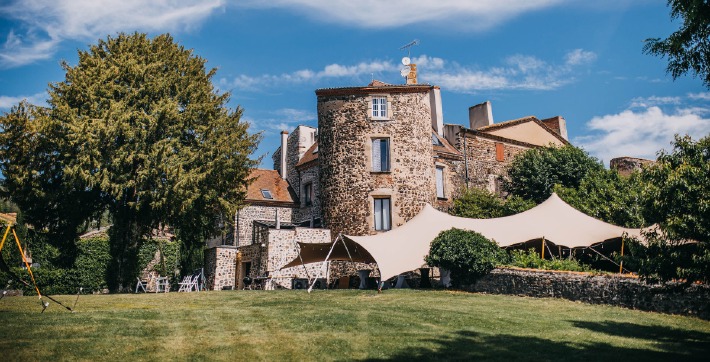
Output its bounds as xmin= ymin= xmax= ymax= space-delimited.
xmin=1 ymin=0 xmax=709 ymax=167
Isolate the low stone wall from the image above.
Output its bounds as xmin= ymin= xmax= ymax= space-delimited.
xmin=468 ymin=268 xmax=709 ymax=319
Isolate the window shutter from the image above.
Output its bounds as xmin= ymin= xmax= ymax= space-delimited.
xmin=436 ymin=167 xmax=444 ymax=198
xmin=495 ymin=142 xmax=505 ymax=162
xmin=372 ymin=139 xmax=381 ymax=171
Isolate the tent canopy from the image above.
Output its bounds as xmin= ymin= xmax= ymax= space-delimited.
xmin=282 ymin=193 xmax=643 ymax=281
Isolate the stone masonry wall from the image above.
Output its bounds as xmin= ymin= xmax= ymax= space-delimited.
xmin=204 ymin=246 xmax=238 ymax=291
xmin=295 ymin=163 xmax=322 ymax=224
xmin=470 ymin=268 xmax=710 ymax=319
xmin=236 ymin=205 xmax=295 ymax=247
xmin=453 ymin=129 xmax=530 ymax=193
xmin=318 ymin=89 xmax=437 ymax=237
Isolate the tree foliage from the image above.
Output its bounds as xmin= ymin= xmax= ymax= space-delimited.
xmin=449 ymin=187 xmax=534 ymax=219
xmin=631 ymin=135 xmax=710 ymax=283
xmin=643 ymin=0 xmax=710 ymax=88
xmin=555 ymin=169 xmax=646 ymax=228
xmin=504 ymin=145 xmax=604 ymax=203
xmin=0 ymin=33 xmax=259 ymax=290
xmin=425 ymin=228 xmax=507 ymax=287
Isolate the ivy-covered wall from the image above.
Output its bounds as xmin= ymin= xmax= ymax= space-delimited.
xmin=1 ymin=234 xmax=181 ymax=295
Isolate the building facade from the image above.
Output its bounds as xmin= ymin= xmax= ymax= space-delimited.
xmin=205 ymin=80 xmax=569 ymax=290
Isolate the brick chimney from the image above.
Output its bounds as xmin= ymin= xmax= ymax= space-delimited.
xmin=469 ymin=101 xmax=493 ymax=129
xmin=280 ymin=130 xmax=288 ymax=180
xmin=541 ymin=116 xmax=568 ymax=140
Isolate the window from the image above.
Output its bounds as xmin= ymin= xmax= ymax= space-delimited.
xmin=260 ymin=189 xmax=273 ymax=199
xmin=432 ymin=133 xmax=443 ymax=146
xmin=372 ymin=96 xmax=387 ymax=119
xmin=374 ymin=198 xmax=391 ymax=231
xmin=372 ymin=138 xmax=390 ymax=172
xmin=303 ymin=182 xmax=313 ymax=206
xmin=436 ymin=166 xmax=445 ymax=199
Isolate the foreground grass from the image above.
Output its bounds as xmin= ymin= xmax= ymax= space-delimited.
xmin=0 ymin=290 xmax=708 ymax=361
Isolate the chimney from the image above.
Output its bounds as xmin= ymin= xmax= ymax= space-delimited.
xmin=541 ymin=116 xmax=568 ymax=140
xmin=430 ymin=87 xmax=444 ymax=136
xmin=469 ymin=101 xmax=493 ymax=129
xmin=406 ymin=64 xmax=417 ymax=85
xmin=280 ymin=130 xmax=288 ymax=180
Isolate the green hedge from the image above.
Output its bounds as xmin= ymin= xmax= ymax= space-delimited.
xmin=1 ymin=235 xmax=182 ymax=295
xmin=506 ymin=249 xmax=593 ymax=272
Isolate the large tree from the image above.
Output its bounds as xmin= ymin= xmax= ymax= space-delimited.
xmin=0 ymin=33 xmax=259 ymax=290
xmin=643 ymin=0 xmax=710 ymax=88
xmin=504 ymin=145 xmax=604 ymax=204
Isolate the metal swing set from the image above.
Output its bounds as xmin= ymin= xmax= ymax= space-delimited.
xmin=0 ymin=221 xmax=76 ymax=313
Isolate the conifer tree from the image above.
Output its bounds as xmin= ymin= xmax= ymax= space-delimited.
xmin=0 ymin=33 xmax=259 ymax=290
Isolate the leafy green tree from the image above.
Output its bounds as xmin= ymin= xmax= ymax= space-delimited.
xmin=643 ymin=0 xmax=710 ymax=88
xmin=555 ymin=169 xmax=646 ymax=228
xmin=0 ymin=33 xmax=259 ymax=291
xmin=425 ymin=228 xmax=507 ymax=287
xmin=449 ymin=187 xmax=534 ymax=219
xmin=504 ymin=145 xmax=604 ymax=203
xmin=633 ymin=135 xmax=710 ymax=283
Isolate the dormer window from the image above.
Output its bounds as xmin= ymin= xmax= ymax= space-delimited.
xmin=372 ymin=97 xmax=387 ymax=118
xmin=432 ymin=133 xmax=443 ymax=146
xmin=260 ymin=189 xmax=273 ymax=199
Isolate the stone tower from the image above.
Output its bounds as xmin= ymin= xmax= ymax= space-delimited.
xmin=316 ymin=83 xmax=442 ymax=237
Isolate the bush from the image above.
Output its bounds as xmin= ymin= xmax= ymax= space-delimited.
xmin=506 ymin=249 xmax=593 ymax=272
xmin=449 ymin=188 xmax=535 ymax=219
xmin=1 ymin=234 xmax=182 ymax=294
xmin=425 ymin=228 xmax=507 ymax=287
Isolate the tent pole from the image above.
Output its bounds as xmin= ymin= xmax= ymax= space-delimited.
xmin=541 ymin=236 xmax=545 ymax=259
xmin=308 ymin=234 xmax=340 ymax=293
xmin=619 ymin=238 xmax=625 ymax=274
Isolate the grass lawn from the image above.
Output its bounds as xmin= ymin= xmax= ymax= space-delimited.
xmin=0 ymin=289 xmax=708 ymax=361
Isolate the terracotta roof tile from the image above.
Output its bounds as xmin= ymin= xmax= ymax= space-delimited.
xmin=432 ymin=131 xmax=462 ymax=159
xmin=474 ymin=116 xmax=569 ymax=145
xmin=296 ymin=142 xmax=319 ymax=168
xmin=246 ymin=169 xmax=298 ymax=205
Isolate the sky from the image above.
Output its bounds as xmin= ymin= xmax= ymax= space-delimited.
xmin=1 ymin=0 xmax=709 ymax=167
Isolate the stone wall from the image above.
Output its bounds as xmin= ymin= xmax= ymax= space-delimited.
xmin=236 ymin=205 xmax=295 ymax=247
xmin=317 ymin=88 xmax=438 ymax=237
xmin=447 ymin=126 xmax=530 ymax=194
xmin=469 ymin=268 xmax=710 ymax=319
xmin=295 ymin=163 xmax=322 ymax=224
xmin=225 ymin=226 xmax=332 ymax=289
xmin=610 ymin=156 xmax=654 ymax=177
xmin=204 ymin=246 xmax=238 ymax=290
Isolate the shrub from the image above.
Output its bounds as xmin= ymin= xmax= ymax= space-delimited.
xmin=425 ymin=228 xmax=507 ymax=287
xmin=506 ymin=249 xmax=593 ymax=272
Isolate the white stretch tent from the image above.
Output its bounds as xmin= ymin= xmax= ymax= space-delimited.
xmin=282 ymin=193 xmax=643 ymax=281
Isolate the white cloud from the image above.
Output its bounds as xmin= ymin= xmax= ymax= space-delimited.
xmin=688 ymin=92 xmax=710 ymax=101
xmin=225 ymin=49 xmax=596 ymax=92
xmin=423 ymin=49 xmax=596 ymax=92
xmin=576 ymin=105 xmax=710 ymax=164
xmin=564 ymin=49 xmax=596 ymax=66
xmin=238 ymin=0 xmax=565 ymax=30
xmin=629 ymin=96 xmax=681 ymax=109
xmin=223 ymin=60 xmax=399 ymax=90
xmin=0 ymin=0 xmax=224 ymax=68
xmin=0 ymin=92 xmax=47 ymax=109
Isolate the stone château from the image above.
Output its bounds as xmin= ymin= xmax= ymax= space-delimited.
xmin=205 ymin=80 xmax=569 ymax=290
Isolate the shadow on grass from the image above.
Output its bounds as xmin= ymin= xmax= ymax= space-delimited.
xmin=363 ymin=321 xmax=710 ymax=362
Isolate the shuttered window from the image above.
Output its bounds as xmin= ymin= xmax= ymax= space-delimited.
xmin=495 ymin=142 xmax=505 ymax=162
xmin=372 ymin=138 xmax=390 ymax=172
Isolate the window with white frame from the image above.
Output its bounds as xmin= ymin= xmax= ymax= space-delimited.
xmin=372 ymin=96 xmax=388 ymax=119
xmin=371 ymin=138 xmax=390 ymax=172
xmin=436 ymin=166 xmax=445 ymax=199
xmin=373 ymin=197 xmax=391 ymax=231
